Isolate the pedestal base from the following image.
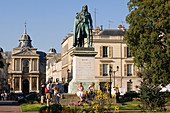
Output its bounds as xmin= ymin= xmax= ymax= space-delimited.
xmin=68 ymin=47 xmax=98 ymax=94
xmin=68 ymin=79 xmax=99 ymax=94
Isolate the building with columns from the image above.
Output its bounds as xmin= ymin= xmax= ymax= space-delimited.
xmin=1 ymin=25 xmax=46 ymax=93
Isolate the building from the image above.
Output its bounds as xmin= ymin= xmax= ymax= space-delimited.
xmin=61 ymin=25 xmax=141 ymax=94
xmin=46 ymin=48 xmax=62 ymax=83
xmin=1 ymin=25 xmax=46 ymax=93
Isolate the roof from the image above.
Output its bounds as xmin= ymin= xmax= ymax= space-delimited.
xmin=99 ymin=29 xmax=125 ymax=36
xmin=37 ymin=51 xmax=46 ymax=61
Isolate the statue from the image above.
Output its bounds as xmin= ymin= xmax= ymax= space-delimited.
xmin=73 ymin=5 xmax=93 ymax=47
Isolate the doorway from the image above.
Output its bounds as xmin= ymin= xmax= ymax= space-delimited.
xmin=22 ymin=79 xmax=29 ymax=94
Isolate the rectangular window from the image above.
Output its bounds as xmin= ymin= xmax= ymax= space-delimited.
xmin=14 ymin=77 xmax=19 ymax=91
xmin=127 ymin=47 xmax=131 ymax=57
xmin=103 ymin=64 xmax=108 ymax=76
xmin=32 ymin=77 xmax=37 ymax=90
xmin=127 ymin=64 xmax=133 ymax=76
xmin=32 ymin=59 xmax=37 ymax=71
xmin=15 ymin=59 xmax=20 ymax=71
xmin=127 ymin=82 xmax=132 ymax=92
xmin=103 ymin=46 xmax=108 ymax=57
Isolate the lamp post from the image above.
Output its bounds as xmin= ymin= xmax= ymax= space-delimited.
xmin=109 ymin=65 xmax=119 ymax=98
xmin=67 ymin=69 xmax=70 ymax=83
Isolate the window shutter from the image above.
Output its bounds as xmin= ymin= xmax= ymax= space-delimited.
xmin=124 ymin=64 xmax=127 ymax=76
xmin=100 ymin=46 xmax=103 ymax=58
xmin=124 ymin=47 xmax=127 ymax=58
xmin=109 ymin=46 xmax=112 ymax=58
xmin=100 ymin=64 xmax=103 ymax=76
xmin=133 ymin=64 xmax=136 ymax=76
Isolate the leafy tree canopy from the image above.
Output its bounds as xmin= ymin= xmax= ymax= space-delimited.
xmin=124 ymin=0 xmax=170 ymax=85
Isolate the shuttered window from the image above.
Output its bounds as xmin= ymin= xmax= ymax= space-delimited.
xmin=124 ymin=47 xmax=127 ymax=58
xmin=103 ymin=64 xmax=109 ymax=76
xmin=127 ymin=47 xmax=131 ymax=57
xmin=124 ymin=64 xmax=127 ymax=76
xmin=127 ymin=64 xmax=133 ymax=76
xmin=103 ymin=46 xmax=108 ymax=57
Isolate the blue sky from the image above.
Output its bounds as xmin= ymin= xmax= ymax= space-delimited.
xmin=0 ymin=0 xmax=130 ymax=53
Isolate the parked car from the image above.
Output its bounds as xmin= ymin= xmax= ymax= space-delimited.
xmin=25 ymin=93 xmax=41 ymax=103
xmin=17 ymin=93 xmax=24 ymax=100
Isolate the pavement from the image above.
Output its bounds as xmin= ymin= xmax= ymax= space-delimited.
xmin=0 ymin=101 xmax=38 ymax=113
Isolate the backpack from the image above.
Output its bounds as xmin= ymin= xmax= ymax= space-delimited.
xmin=45 ymin=88 xmax=49 ymax=93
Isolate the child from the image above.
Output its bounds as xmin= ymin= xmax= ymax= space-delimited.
xmin=54 ymin=86 xmax=60 ymax=104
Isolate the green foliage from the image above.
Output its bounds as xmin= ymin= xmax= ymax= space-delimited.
xmin=139 ymin=69 xmax=167 ymax=112
xmin=124 ymin=0 xmax=170 ymax=85
xmin=0 ymin=53 xmax=4 ymax=68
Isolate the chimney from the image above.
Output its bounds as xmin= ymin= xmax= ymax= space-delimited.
xmin=100 ymin=25 xmax=103 ymax=31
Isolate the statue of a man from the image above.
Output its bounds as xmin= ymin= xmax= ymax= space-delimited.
xmin=73 ymin=5 xmax=93 ymax=47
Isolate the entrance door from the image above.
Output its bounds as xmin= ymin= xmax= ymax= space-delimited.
xmin=22 ymin=79 xmax=29 ymax=94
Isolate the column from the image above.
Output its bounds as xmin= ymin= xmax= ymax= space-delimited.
xmin=12 ymin=58 xmax=15 ymax=71
xmin=30 ymin=77 xmax=32 ymax=91
xmin=19 ymin=76 xmax=22 ymax=91
xmin=37 ymin=76 xmax=39 ymax=91
xmin=13 ymin=77 xmax=15 ymax=91
xmin=20 ymin=59 xmax=22 ymax=71
xmin=30 ymin=58 xmax=32 ymax=71
xmin=37 ymin=59 xmax=39 ymax=71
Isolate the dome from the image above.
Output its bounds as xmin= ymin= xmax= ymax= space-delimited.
xmin=48 ymin=48 xmax=56 ymax=53
xmin=0 ymin=47 xmax=3 ymax=52
xmin=20 ymin=34 xmax=31 ymax=40
xmin=18 ymin=24 xmax=33 ymax=48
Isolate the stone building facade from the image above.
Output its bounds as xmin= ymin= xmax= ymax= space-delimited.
xmin=61 ymin=25 xmax=141 ymax=95
xmin=1 ymin=25 xmax=46 ymax=93
xmin=46 ymin=48 xmax=62 ymax=83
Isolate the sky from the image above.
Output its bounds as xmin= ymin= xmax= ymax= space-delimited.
xmin=0 ymin=0 xmax=130 ymax=53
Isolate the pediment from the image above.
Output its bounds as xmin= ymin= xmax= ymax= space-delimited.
xmin=12 ymin=48 xmax=39 ymax=56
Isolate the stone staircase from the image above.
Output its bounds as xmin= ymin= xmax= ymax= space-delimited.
xmin=59 ymin=93 xmax=80 ymax=106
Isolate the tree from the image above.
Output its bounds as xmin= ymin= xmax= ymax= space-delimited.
xmin=0 ymin=53 xmax=4 ymax=68
xmin=124 ymin=0 xmax=170 ymax=85
xmin=138 ymin=69 xmax=167 ymax=112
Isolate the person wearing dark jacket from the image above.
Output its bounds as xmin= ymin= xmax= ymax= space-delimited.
xmin=40 ymin=83 xmax=45 ymax=105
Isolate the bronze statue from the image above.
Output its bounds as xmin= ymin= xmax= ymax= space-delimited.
xmin=73 ymin=5 xmax=93 ymax=47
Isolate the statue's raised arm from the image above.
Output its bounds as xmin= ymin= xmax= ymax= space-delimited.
xmin=73 ymin=5 xmax=93 ymax=48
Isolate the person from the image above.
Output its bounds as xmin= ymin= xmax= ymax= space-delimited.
xmin=73 ymin=5 xmax=93 ymax=47
xmin=4 ymin=91 xmax=7 ymax=101
xmin=1 ymin=92 xmax=4 ymax=101
xmin=86 ymin=82 xmax=95 ymax=99
xmin=46 ymin=81 xmax=52 ymax=106
xmin=40 ymin=83 xmax=46 ymax=105
xmin=54 ymin=86 xmax=60 ymax=104
xmin=77 ymin=82 xmax=84 ymax=102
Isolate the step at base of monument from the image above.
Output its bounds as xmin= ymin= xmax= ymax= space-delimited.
xmin=60 ymin=99 xmax=80 ymax=106
xmin=61 ymin=93 xmax=78 ymax=99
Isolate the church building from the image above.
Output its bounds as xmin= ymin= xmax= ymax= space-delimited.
xmin=3 ymin=25 xmax=46 ymax=94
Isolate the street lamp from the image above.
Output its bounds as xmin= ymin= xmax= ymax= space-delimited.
xmin=109 ymin=65 xmax=119 ymax=98
xmin=67 ymin=69 xmax=70 ymax=83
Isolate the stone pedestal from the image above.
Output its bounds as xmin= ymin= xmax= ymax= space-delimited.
xmin=68 ymin=47 xmax=98 ymax=94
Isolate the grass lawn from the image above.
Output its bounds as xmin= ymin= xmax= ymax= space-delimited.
xmin=124 ymin=101 xmax=142 ymax=105
xmin=21 ymin=103 xmax=46 ymax=112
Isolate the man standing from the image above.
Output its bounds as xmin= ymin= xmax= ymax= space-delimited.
xmin=40 ymin=83 xmax=45 ymax=105
xmin=73 ymin=5 xmax=93 ymax=47
xmin=46 ymin=81 xmax=52 ymax=106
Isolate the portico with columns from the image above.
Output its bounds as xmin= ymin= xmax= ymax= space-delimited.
xmin=7 ymin=24 xmax=46 ymax=93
